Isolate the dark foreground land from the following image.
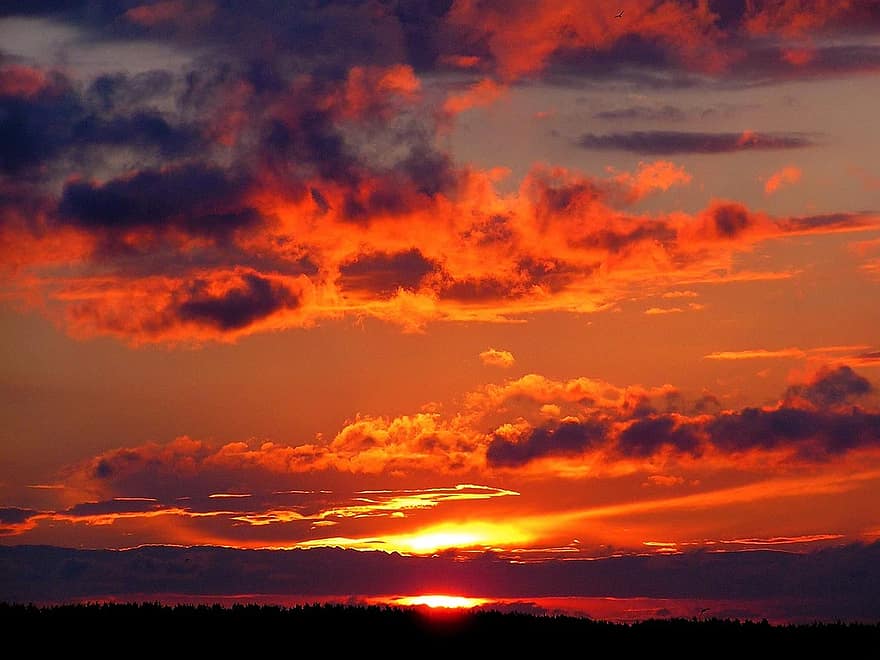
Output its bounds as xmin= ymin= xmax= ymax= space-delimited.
xmin=2 ymin=603 xmax=878 ymax=655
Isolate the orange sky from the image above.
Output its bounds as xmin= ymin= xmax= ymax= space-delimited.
xmin=1 ymin=2 xmax=880 ymax=608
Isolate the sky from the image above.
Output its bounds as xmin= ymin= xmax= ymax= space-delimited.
xmin=1 ymin=0 xmax=880 ymax=618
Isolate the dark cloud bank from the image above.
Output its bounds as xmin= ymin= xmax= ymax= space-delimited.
xmin=1 ymin=543 xmax=878 ymax=622
xmin=488 ymin=366 xmax=879 ymax=467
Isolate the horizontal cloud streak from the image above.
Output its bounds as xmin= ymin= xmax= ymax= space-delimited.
xmin=578 ymin=131 xmax=815 ymax=154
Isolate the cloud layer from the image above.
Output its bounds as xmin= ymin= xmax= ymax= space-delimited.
xmin=1 ymin=2 xmax=879 ymax=342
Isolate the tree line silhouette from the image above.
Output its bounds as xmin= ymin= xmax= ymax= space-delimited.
xmin=1 ymin=602 xmax=877 ymax=655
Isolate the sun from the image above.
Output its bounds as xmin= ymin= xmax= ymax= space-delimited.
xmin=393 ymin=595 xmax=491 ymax=609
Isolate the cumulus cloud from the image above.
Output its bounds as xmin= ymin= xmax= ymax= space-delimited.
xmin=48 ymin=366 xmax=879 ymax=494
xmin=488 ymin=420 xmax=606 ymax=467
xmin=784 ymin=365 xmax=873 ymax=408
xmin=485 ymin=366 xmax=880 ymax=469
xmin=480 ymin=348 xmax=516 ymax=368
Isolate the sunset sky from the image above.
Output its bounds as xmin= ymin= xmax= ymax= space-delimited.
xmin=1 ymin=0 xmax=880 ymax=617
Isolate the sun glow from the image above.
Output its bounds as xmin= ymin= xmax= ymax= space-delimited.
xmin=296 ymin=520 xmax=532 ymax=554
xmin=393 ymin=595 xmax=490 ymax=609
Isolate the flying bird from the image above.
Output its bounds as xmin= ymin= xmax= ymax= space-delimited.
xmin=616 ymin=9 xmax=624 ymax=18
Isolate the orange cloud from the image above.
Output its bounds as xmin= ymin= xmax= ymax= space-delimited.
xmin=444 ymin=0 xmax=728 ymax=80
xmin=58 ymin=270 xmax=314 ymax=345
xmin=608 ymin=160 xmax=692 ymax=203
xmin=11 ymin=182 xmax=876 ymax=342
xmin=11 ymin=365 xmax=874 ymax=552
xmin=704 ymin=345 xmax=871 ymax=361
xmin=480 ymin=348 xmax=516 ymax=368
xmin=4 ymin=62 xmax=877 ymax=348
xmin=706 ymin=348 xmax=807 ymax=360
xmin=336 ymin=64 xmax=421 ymax=120
xmin=441 ymin=78 xmax=506 ymax=116
xmin=764 ymin=166 xmax=803 ymax=194
xmin=645 ymin=306 xmax=683 ymax=315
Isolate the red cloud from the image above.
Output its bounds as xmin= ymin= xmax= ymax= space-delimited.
xmin=0 ymin=65 xmax=49 ymax=98
xmin=743 ymin=0 xmax=868 ymax=38
xmin=125 ymin=1 xmax=214 ymax=27
xmin=443 ymin=0 xmax=727 ymax=79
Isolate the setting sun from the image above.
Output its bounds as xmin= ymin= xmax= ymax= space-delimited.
xmin=296 ymin=520 xmax=533 ymax=554
xmin=393 ymin=595 xmax=491 ymax=609
xmin=396 ymin=522 xmax=530 ymax=554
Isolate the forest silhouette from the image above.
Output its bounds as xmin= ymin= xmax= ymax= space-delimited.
xmin=2 ymin=602 xmax=877 ymax=654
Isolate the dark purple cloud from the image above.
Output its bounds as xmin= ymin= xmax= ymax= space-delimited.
xmin=86 ymin=70 xmax=174 ymax=112
xmin=785 ymin=366 xmax=873 ymax=408
xmin=176 ymin=274 xmax=300 ymax=331
xmin=63 ymin=499 xmax=163 ymax=517
xmin=0 ymin=507 xmax=40 ymax=536
xmin=0 ymin=71 xmax=204 ymax=178
xmin=488 ymin=367 xmax=880 ymax=467
xmin=618 ymin=416 xmax=701 ymax=457
xmin=440 ymin=276 xmax=522 ymax=302
xmin=730 ymin=45 xmax=880 ymax=85
xmin=711 ymin=203 xmax=754 ymax=238
xmin=58 ymin=164 xmax=261 ymax=242
xmin=577 ymin=131 xmax=815 ymax=155
xmin=339 ymin=249 xmax=439 ymax=297
xmin=575 ymin=224 xmax=677 ymax=253
xmin=487 ymin=420 xmax=608 ymax=467
xmin=516 ymin=257 xmax=580 ymax=293
xmin=593 ymin=105 xmax=687 ymax=122
xmin=0 ymin=507 xmax=39 ymax=525
xmin=70 ymin=111 xmax=202 ymax=157
xmin=780 ymin=213 xmax=872 ymax=234
xmin=0 ymin=78 xmax=81 ymax=175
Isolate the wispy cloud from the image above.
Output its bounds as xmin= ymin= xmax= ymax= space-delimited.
xmin=704 ymin=345 xmax=871 ymax=360
xmin=764 ymin=165 xmax=803 ymax=194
